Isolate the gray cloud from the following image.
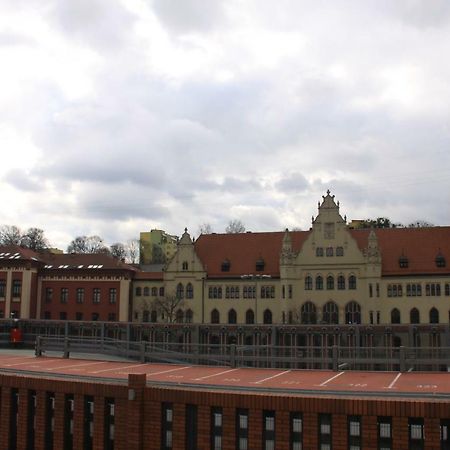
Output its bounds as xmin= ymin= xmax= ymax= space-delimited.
xmin=151 ymin=0 xmax=227 ymax=34
xmin=3 ymin=170 xmax=43 ymax=192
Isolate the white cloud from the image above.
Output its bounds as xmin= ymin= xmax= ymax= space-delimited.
xmin=0 ymin=0 xmax=449 ymax=249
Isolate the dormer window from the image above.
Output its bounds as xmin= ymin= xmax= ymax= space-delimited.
xmin=399 ymin=255 xmax=409 ymax=268
xmin=221 ymin=259 xmax=230 ymax=272
xmin=435 ymin=254 xmax=446 ymax=268
xmin=255 ymin=258 xmax=265 ymax=271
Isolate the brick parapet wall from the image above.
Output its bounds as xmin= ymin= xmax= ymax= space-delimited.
xmin=0 ymin=372 xmax=449 ymax=449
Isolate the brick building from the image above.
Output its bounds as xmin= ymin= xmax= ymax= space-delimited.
xmin=0 ymin=356 xmax=449 ymax=450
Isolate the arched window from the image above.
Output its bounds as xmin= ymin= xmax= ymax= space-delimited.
xmin=348 ymin=275 xmax=357 ymax=290
xmin=410 ymin=308 xmax=420 ymax=324
xmin=430 ymin=307 xmax=439 ymax=324
xmin=336 ymin=246 xmax=344 ymax=256
xmin=143 ymin=287 xmax=150 ymax=296
xmin=176 ymin=309 xmax=184 ymax=323
xmin=326 ymin=247 xmax=333 ymax=257
xmin=391 ymin=308 xmax=401 ymax=324
xmin=151 ymin=310 xmax=157 ymax=322
xmin=326 ymin=276 xmax=334 ymax=290
xmin=263 ymin=309 xmax=272 ymax=324
xmin=218 ymin=287 xmax=222 ymax=299
xmin=315 ymin=276 xmax=323 ymax=290
xmin=228 ymin=309 xmax=237 ymax=324
xmin=186 ymin=283 xmax=194 ymax=299
xmin=337 ymin=275 xmax=345 ymax=290
xmin=185 ymin=309 xmax=193 ymax=323
xmin=301 ymin=302 xmax=317 ymax=324
xmin=159 ymin=287 xmax=165 ymax=296
xmin=245 ymin=309 xmax=254 ymax=324
xmin=345 ymin=301 xmax=361 ymax=324
xmin=322 ymin=301 xmax=339 ymax=324
xmin=305 ymin=276 xmax=313 ymax=290
xmin=135 ymin=287 xmax=142 ymax=296
xmin=176 ymin=283 xmax=184 ymax=299
xmin=151 ymin=287 xmax=158 ymax=296
xmin=225 ymin=286 xmax=230 ymax=298
xmin=211 ymin=309 xmax=220 ymax=324
xmin=316 ymin=247 xmax=324 ymax=257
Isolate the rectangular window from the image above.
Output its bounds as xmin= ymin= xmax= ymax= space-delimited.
xmin=108 ymin=313 xmax=116 ymax=321
xmin=84 ymin=396 xmax=94 ymax=450
xmin=60 ymin=311 xmax=67 ymax=320
xmin=319 ymin=414 xmax=332 ymax=450
xmin=10 ymin=388 xmax=19 ymax=450
xmin=0 ymin=280 xmax=5 ymax=298
xmin=75 ymin=312 xmax=83 ymax=321
xmin=45 ymin=287 xmax=53 ymax=303
xmin=211 ymin=407 xmax=223 ymax=450
xmin=64 ymin=394 xmax=74 ymax=450
xmin=45 ymin=392 xmax=55 ymax=450
xmin=369 ymin=283 xmax=373 ymax=297
xmin=441 ymin=419 xmax=450 ymax=450
xmin=288 ymin=284 xmax=293 ymax=299
xmin=76 ymin=288 xmax=84 ymax=303
xmin=109 ymin=288 xmax=117 ymax=304
xmin=12 ymin=280 xmax=21 ymax=298
xmin=92 ymin=312 xmax=99 ymax=321
xmin=236 ymin=409 xmax=249 ymax=450
xmin=348 ymin=416 xmax=361 ymax=450
xmin=93 ymin=288 xmax=101 ymax=304
xmin=186 ymin=404 xmax=197 ymax=450
xmin=162 ymin=403 xmax=173 ymax=450
xmin=105 ymin=398 xmax=115 ymax=450
xmin=409 ymin=418 xmax=424 ymax=450
xmin=27 ymin=390 xmax=36 ymax=450
xmin=290 ymin=412 xmax=302 ymax=450
xmin=378 ymin=417 xmax=392 ymax=450
xmin=263 ymin=411 xmax=275 ymax=450
xmin=60 ymin=288 xmax=68 ymax=304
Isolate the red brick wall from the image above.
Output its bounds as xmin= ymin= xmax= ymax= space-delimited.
xmin=0 ymin=371 xmax=448 ymax=450
xmin=40 ymin=279 xmax=121 ymax=321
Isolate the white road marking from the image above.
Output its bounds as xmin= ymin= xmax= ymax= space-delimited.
xmin=4 ymin=360 xmax=50 ymax=367
xmin=318 ymin=371 xmax=345 ymax=387
xmin=386 ymin=373 xmax=402 ymax=389
xmin=46 ymin=361 xmax=109 ymax=371
xmin=252 ymin=370 xmax=291 ymax=384
xmin=147 ymin=366 xmax=191 ymax=376
xmin=92 ymin=363 xmax=148 ymax=374
xmin=193 ymin=368 xmax=239 ymax=381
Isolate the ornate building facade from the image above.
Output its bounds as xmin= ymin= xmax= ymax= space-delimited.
xmin=132 ymin=192 xmax=450 ymax=330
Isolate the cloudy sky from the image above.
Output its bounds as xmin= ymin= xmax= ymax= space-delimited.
xmin=1 ymin=0 xmax=450 ymax=249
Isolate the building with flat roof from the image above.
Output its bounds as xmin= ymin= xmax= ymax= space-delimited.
xmin=0 ymin=352 xmax=449 ymax=449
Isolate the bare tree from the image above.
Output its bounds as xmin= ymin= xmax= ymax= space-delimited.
xmin=0 ymin=225 xmax=22 ymax=246
xmin=67 ymin=235 xmax=109 ymax=254
xmin=126 ymin=239 xmax=140 ymax=264
xmin=408 ymin=220 xmax=434 ymax=228
xmin=225 ymin=219 xmax=246 ymax=234
xmin=152 ymin=295 xmax=185 ymax=323
xmin=110 ymin=242 xmax=127 ymax=260
xmin=197 ymin=223 xmax=213 ymax=235
xmin=21 ymin=227 xmax=50 ymax=251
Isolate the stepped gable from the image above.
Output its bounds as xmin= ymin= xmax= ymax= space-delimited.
xmin=350 ymin=227 xmax=450 ymax=275
xmin=194 ymin=231 xmax=310 ymax=278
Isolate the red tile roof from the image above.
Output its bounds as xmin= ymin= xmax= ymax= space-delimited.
xmin=194 ymin=231 xmax=309 ymax=278
xmin=350 ymin=227 xmax=450 ymax=276
xmin=194 ymin=227 xmax=450 ymax=278
xmin=133 ymin=271 xmax=164 ymax=280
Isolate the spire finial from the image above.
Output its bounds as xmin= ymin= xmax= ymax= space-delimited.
xmin=327 ymin=189 xmax=330 ymax=195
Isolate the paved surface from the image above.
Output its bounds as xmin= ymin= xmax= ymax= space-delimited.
xmin=0 ymin=352 xmax=449 ymax=399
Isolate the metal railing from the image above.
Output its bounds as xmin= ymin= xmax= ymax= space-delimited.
xmin=34 ymin=336 xmax=450 ymax=372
